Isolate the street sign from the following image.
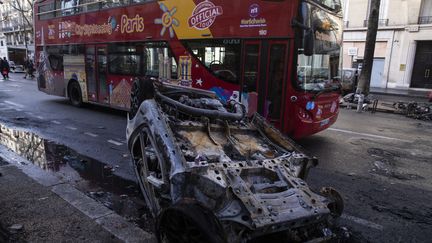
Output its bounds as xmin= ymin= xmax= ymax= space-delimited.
xmin=348 ymin=47 xmax=358 ymax=56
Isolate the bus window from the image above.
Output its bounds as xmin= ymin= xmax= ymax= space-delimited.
xmin=144 ymin=43 xmax=178 ymax=79
xmin=108 ymin=45 xmax=142 ymax=76
xmin=243 ymin=44 xmax=260 ymax=92
xmin=266 ymin=44 xmax=287 ymax=120
xmin=56 ymin=0 xmax=80 ymax=16
xmin=102 ymin=0 xmax=129 ymax=9
xmin=86 ymin=46 xmax=97 ymax=100
xmin=131 ymin=0 xmax=153 ymax=4
xmin=38 ymin=3 xmax=56 ymax=20
xmin=48 ymin=55 xmax=64 ymax=71
xmin=80 ymin=0 xmax=101 ymax=12
xmin=183 ymin=39 xmax=241 ymax=84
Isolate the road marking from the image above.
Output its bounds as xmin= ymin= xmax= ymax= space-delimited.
xmin=108 ymin=139 xmax=123 ymax=146
xmin=342 ymin=214 xmax=384 ymax=231
xmin=25 ymin=112 xmax=34 ymax=116
xmin=36 ymin=116 xmax=44 ymax=120
xmin=14 ymin=108 xmax=23 ymax=112
xmin=0 ymin=107 xmax=12 ymax=111
xmin=5 ymin=84 xmax=20 ymax=88
xmin=328 ymin=128 xmax=412 ymax=143
xmin=51 ymin=120 xmax=61 ymax=125
xmin=4 ymin=100 xmax=24 ymax=108
xmin=84 ymin=132 xmax=98 ymax=137
xmin=66 ymin=126 xmax=77 ymax=131
xmin=0 ymin=89 xmax=14 ymax=92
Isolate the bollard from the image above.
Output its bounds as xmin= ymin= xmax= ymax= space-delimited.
xmin=356 ymin=94 xmax=364 ymax=113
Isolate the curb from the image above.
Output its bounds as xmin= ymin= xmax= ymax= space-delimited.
xmin=0 ymin=146 xmax=156 ymax=243
xmin=370 ymin=91 xmax=429 ymax=99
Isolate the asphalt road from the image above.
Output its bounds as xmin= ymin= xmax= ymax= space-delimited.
xmin=1 ymin=73 xmax=431 ymax=242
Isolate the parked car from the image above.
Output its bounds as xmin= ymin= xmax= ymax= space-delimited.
xmin=335 ymin=68 xmax=358 ymax=94
xmin=9 ymin=61 xmax=25 ymax=73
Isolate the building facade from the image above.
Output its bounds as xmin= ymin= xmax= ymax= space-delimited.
xmin=0 ymin=0 xmax=34 ymax=65
xmin=343 ymin=0 xmax=432 ymax=90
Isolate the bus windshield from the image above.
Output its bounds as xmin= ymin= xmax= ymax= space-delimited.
xmin=297 ymin=1 xmax=342 ymax=92
xmin=311 ymin=0 xmax=342 ymax=12
xmin=297 ymin=53 xmax=340 ymax=92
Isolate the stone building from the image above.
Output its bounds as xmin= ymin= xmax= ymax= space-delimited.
xmin=343 ymin=0 xmax=432 ymax=90
xmin=0 ymin=0 xmax=34 ymax=65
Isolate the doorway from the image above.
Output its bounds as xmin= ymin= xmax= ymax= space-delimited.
xmin=411 ymin=41 xmax=432 ymax=89
xmin=241 ymin=40 xmax=289 ymax=128
xmin=370 ymin=58 xmax=385 ymax=88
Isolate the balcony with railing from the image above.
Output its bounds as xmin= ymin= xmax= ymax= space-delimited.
xmin=1 ymin=23 xmax=33 ymax=33
xmin=418 ymin=16 xmax=432 ymax=24
xmin=363 ymin=19 xmax=389 ymax=27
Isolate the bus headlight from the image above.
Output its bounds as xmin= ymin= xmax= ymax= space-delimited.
xmin=298 ymin=108 xmax=312 ymax=121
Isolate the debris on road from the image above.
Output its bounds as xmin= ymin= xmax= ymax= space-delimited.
xmin=127 ymin=80 xmax=344 ymax=242
xmin=341 ymin=93 xmax=432 ymax=121
xmin=8 ymin=224 xmax=23 ymax=233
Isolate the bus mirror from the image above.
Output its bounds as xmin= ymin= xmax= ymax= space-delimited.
xmin=303 ymin=28 xmax=315 ymax=56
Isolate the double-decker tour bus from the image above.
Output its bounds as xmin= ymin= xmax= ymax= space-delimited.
xmin=34 ymin=0 xmax=343 ymax=138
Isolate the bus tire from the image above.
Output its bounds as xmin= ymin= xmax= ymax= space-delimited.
xmin=129 ymin=77 xmax=155 ymax=119
xmin=68 ymin=81 xmax=83 ymax=107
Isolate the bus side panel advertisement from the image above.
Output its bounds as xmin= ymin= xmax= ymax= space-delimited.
xmin=34 ymin=1 xmax=296 ymax=46
xmin=63 ymin=55 xmax=88 ymax=103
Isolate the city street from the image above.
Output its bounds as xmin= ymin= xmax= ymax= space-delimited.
xmin=1 ymin=73 xmax=431 ymax=242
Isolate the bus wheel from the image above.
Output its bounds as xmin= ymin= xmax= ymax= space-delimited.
xmin=129 ymin=77 xmax=154 ymax=119
xmin=68 ymin=81 xmax=83 ymax=107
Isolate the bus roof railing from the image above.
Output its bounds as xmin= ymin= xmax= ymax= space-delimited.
xmin=37 ymin=0 xmax=148 ymax=18
xmin=36 ymin=1 xmax=106 ymax=17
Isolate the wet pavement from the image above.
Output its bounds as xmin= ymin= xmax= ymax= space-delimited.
xmin=1 ymin=73 xmax=432 ymax=242
xmin=0 ymin=123 xmax=153 ymax=233
xmin=299 ymin=110 xmax=432 ymax=243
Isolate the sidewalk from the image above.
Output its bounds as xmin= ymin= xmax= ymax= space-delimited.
xmin=370 ymin=87 xmax=430 ymax=103
xmin=0 ymin=164 xmax=120 ymax=242
xmin=0 ymin=148 xmax=155 ymax=243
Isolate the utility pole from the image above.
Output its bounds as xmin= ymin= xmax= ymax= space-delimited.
xmin=356 ymin=0 xmax=381 ymax=111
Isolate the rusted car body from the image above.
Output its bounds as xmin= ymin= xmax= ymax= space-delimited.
xmin=126 ymin=82 xmax=343 ymax=242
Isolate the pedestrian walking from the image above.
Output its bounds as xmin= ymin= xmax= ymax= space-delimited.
xmin=0 ymin=58 xmax=3 ymax=79
xmin=1 ymin=57 xmax=9 ymax=80
xmin=23 ymin=58 xmax=34 ymax=79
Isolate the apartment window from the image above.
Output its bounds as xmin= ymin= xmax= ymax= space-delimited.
xmin=0 ymin=41 xmax=3 ymax=46
xmin=364 ymin=0 xmax=389 ymax=27
xmin=419 ymin=0 xmax=432 ymax=24
xmin=379 ymin=0 xmax=389 ymax=20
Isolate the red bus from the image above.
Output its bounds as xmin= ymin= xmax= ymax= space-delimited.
xmin=34 ymin=0 xmax=343 ymax=138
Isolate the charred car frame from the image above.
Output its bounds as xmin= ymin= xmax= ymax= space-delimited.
xmin=126 ymin=79 xmax=343 ymax=243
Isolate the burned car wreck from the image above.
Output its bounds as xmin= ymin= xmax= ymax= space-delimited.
xmin=126 ymin=80 xmax=343 ymax=243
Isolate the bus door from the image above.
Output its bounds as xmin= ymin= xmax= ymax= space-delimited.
xmin=241 ymin=40 xmax=289 ymax=128
xmin=96 ymin=45 xmax=108 ymax=104
xmin=85 ymin=46 xmax=97 ymax=102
